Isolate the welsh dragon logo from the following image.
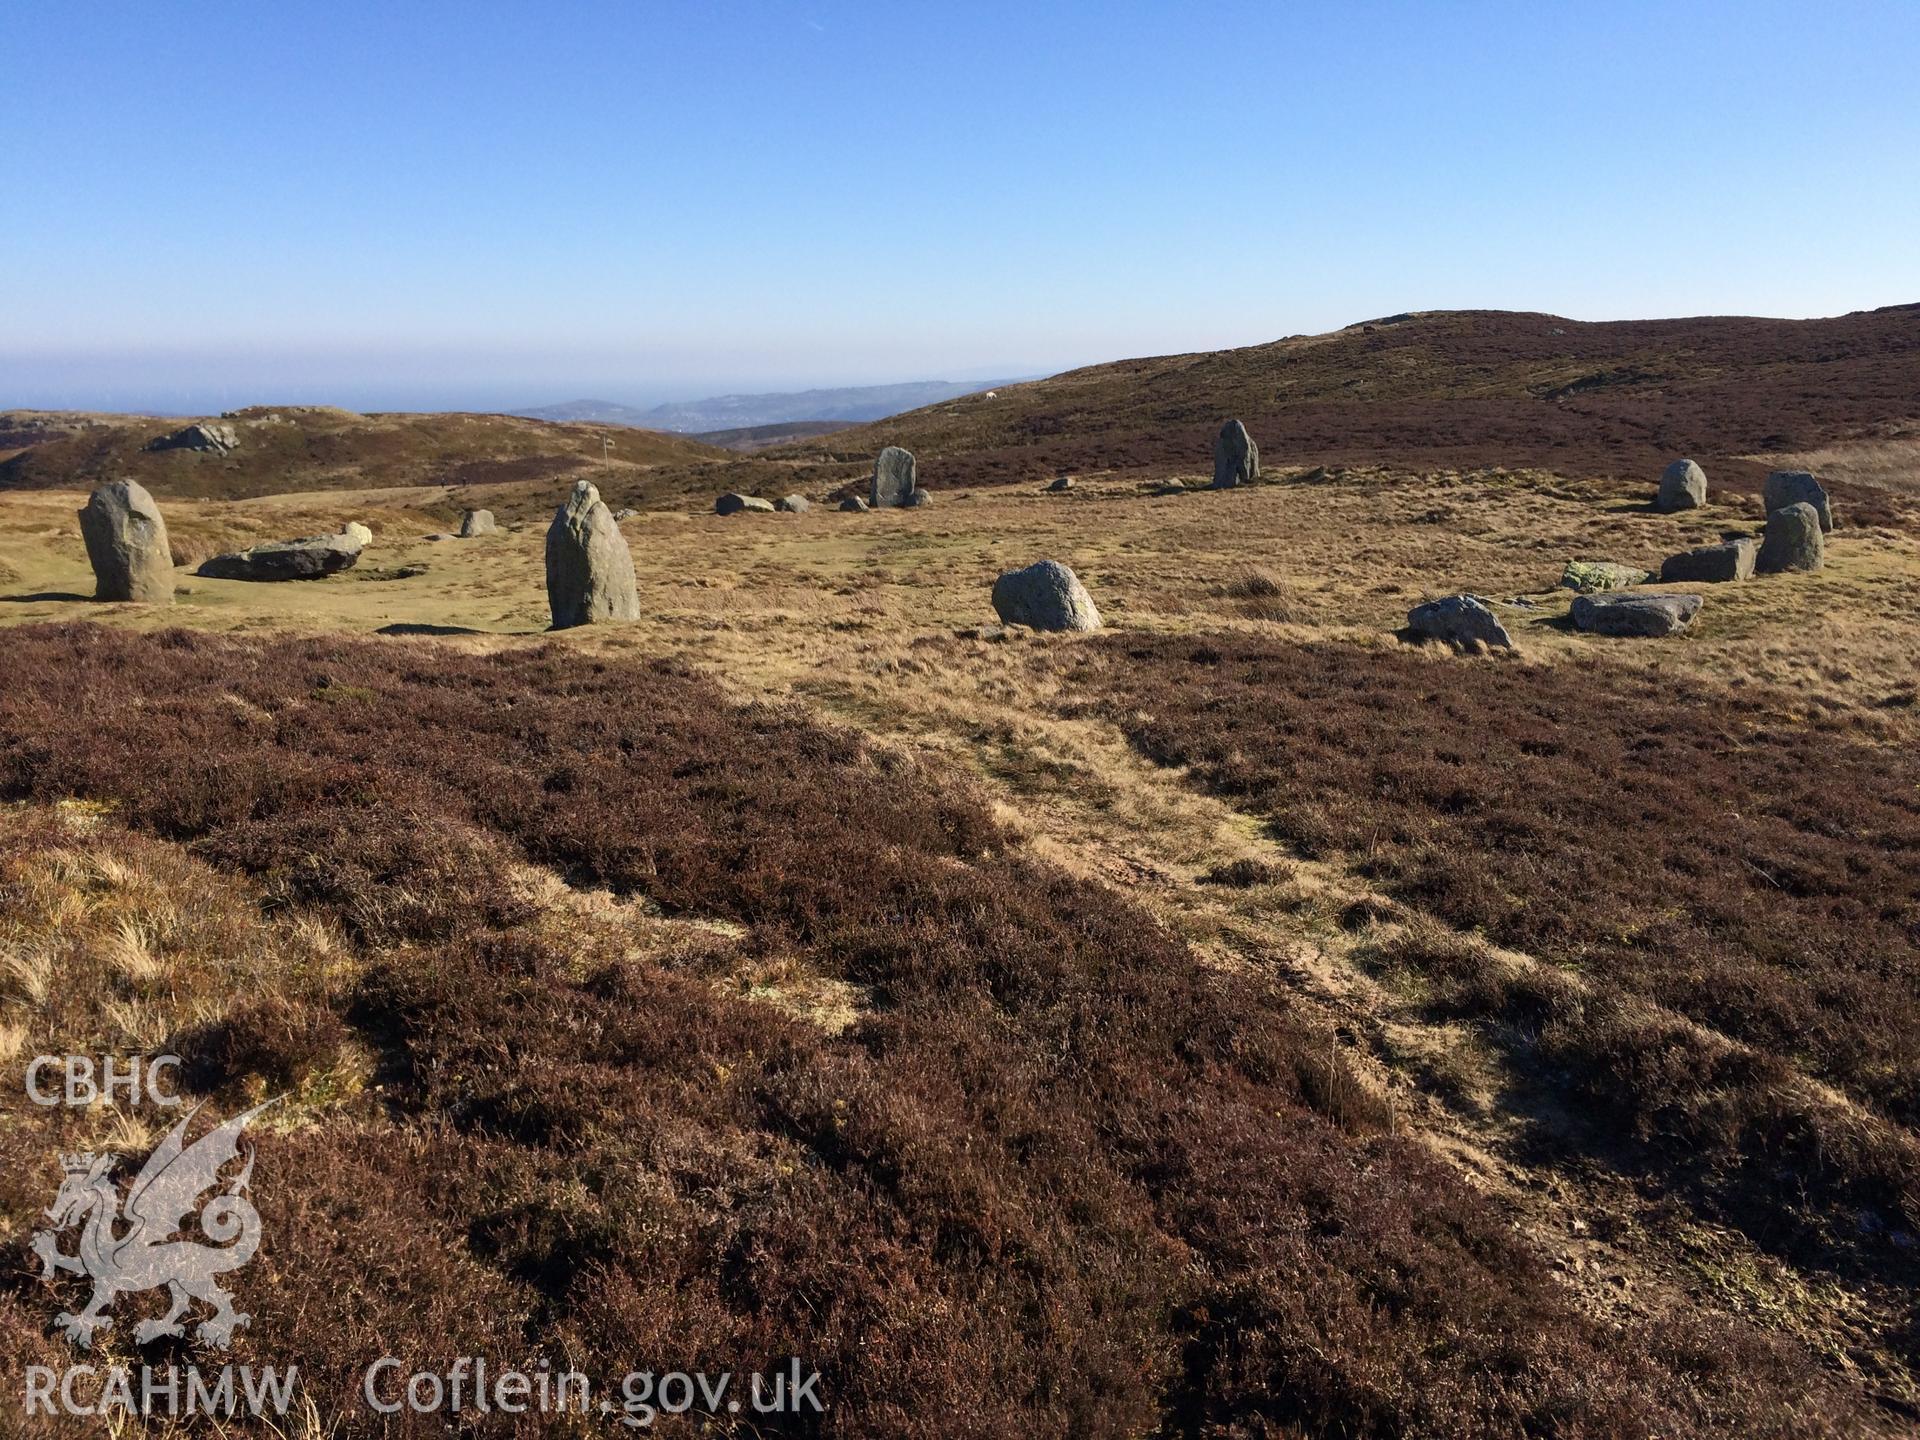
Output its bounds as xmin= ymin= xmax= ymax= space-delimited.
xmin=30 ymin=1099 xmax=276 ymax=1350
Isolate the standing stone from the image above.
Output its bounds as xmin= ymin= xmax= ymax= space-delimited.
xmin=78 ymin=480 xmax=173 ymax=603
xmin=458 ymin=509 xmax=496 ymax=537
xmin=1755 ymin=502 xmax=1825 ymax=574
xmin=871 ymin=447 xmax=917 ymax=508
xmin=1570 ymin=593 xmax=1703 ymax=637
xmin=1763 ymin=471 xmax=1833 ymax=532
xmin=1659 ymin=538 xmax=1755 ymax=583
xmin=1656 ymin=459 xmax=1707 ymax=512
xmin=545 ymin=479 xmax=638 ymax=628
xmin=990 ymin=560 xmax=1102 ymax=632
xmin=1212 ymin=420 xmax=1259 ymax=489
xmin=1406 ymin=595 xmax=1513 ymax=650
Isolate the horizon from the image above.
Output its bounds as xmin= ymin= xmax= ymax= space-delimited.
xmin=6 ymin=299 xmax=1914 ymax=419
xmin=4 ymin=0 xmax=1918 ymax=412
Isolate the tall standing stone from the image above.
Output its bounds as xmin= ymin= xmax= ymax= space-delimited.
xmin=545 ymin=479 xmax=638 ymax=628
xmin=1212 ymin=419 xmax=1259 ymax=489
xmin=1755 ymin=501 xmax=1825 ymax=574
xmin=871 ymin=447 xmax=917 ymax=508
xmin=1656 ymin=458 xmax=1707 ymax=512
xmin=1763 ymin=471 xmax=1833 ymax=532
xmin=78 ymin=480 xmax=173 ymax=604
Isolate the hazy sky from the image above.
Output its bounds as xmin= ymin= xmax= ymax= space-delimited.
xmin=5 ymin=0 xmax=1918 ymax=412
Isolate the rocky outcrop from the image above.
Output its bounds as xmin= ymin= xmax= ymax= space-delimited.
xmin=545 ymin=479 xmax=639 ymax=627
xmin=144 ymin=422 xmax=239 ymax=455
xmin=1407 ymin=595 xmax=1513 ymax=650
xmin=78 ymin=480 xmax=173 ymax=603
xmin=1756 ymin=502 xmax=1825 ymax=573
xmin=871 ymin=447 xmax=918 ymax=508
xmin=1212 ymin=420 xmax=1259 ymax=489
xmin=990 ymin=560 xmax=1102 ymax=632
xmin=198 ymin=533 xmax=363 ymax=581
xmin=1656 ymin=459 xmax=1707 ymax=511
xmin=1570 ymin=593 xmax=1702 ymax=637
xmin=1659 ymin=539 xmax=1754 ymax=583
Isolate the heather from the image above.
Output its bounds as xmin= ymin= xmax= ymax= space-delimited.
xmin=0 ymin=622 xmax=1874 ymax=1436
xmin=1064 ymin=634 xmax=1920 ymax=1265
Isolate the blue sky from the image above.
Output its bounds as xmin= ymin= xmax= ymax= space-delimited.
xmin=4 ymin=0 xmax=1917 ymax=411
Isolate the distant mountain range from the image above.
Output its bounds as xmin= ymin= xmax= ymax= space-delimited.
xmin=515 ymin=378 xmax=1030 ymax=434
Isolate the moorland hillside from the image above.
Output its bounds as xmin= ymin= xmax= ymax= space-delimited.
xmin=796 ymin=305 xmax=1920 ymax=508
xmin=0 ymin=406 xmax=728 ymax=502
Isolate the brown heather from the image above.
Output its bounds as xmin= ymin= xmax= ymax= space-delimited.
xmin=1062 ymin=634 xmax=1920 ymax=1268
xmin=0 ymin=623 xmax=1882 ymax=1436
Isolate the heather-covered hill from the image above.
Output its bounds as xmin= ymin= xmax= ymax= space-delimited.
xmin=0 ymin=405 xmax=729 ymax=501
xmin=794 ymin=306 xmax=1920 ymax=498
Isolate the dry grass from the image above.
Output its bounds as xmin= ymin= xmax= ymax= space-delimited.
xmin=1758 ymin=434 xmax=1920 ymax=496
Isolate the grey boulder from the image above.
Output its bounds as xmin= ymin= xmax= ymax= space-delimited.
xmin=1659 ymin=539 xmax=1754 ymax=583
xmin=1763 ymin=471 xmax=1833 ymax=532
xmin=838 ymin=495 xmax=870 ymax=513
xmin=78 ymin=480 xmax=173 ymax=603
xmin=1756 ymin=501 xmax=1825 ymax=574
xmin=340 ymin=521 xmax=374 ymax=548
xmin=1656 ymin=458 xmax=1707 ymax=511
xmin=1570 ymin=593 xmax=1702 ymax=637
xmin=990 ymin=560 xmax=1102 ymax=633
xmin=904 ymin=488 xmax=931 ymax=508
xmin=144 ymin=422 xmax=239 ymax=455
xmin=871 ymin=446 xmax=917 ymax=508
xmin=775 ymin=494 xmax=811 ymax=514
xmin=1212 ymin=419 xmax=1259 ymax=489
xmin=545 ymin=479 xmax=639 ymax=628
xmin=716 ymin=493 xmax=775 ymax=515
xmin=1047 ymin=476 xmax=1074 ymax=493
xmin=1407 ymin=594 xmax=1513 ymax=650
xmin=459 ymin=508 xmax=496 ymax=537
xmin=198 ymin=532 xmax=363 ymax=581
